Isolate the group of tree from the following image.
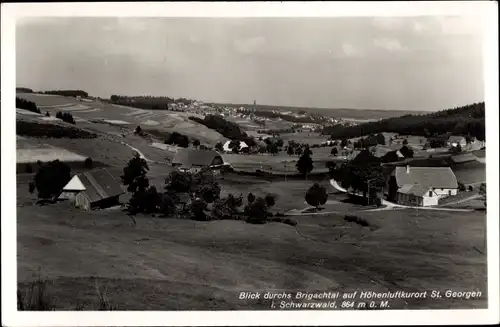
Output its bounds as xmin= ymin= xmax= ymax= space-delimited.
xmin=42 ymin=90 xmax=89 ymax=98
xmin=55 ymin=111 xmax=76 ymax=124
xmin=322 ymin=102 xmax=485 ymax=142
xmin=353 ymin=133 xmax=386 ymax=149
xmin=16 ymin=87 xmax=34 ymax=93
xmin=189 ymin=115 xmax=256 ymax=147
xmin=334 ymin=149 xmax=385 ymax=205
xmin=16 ymin=97 xmax=40 ymax=114
xmin=109 ymin=95 xmax=193 ymax=110
xmin=286 ymin=140 xmax=313 ymax=157
xmin=121 ymin=153 xmax=278 ymax=223
xmin=165 ymin=132 xmax=190 ymax=148
xmin=28 ymin=160 xmax=71 ymax=200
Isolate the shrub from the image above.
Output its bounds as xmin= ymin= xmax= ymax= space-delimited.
xmin=344 ymin=214 xmax=370 ymax=227
xmin=45 ymin=112 xmax=50 ymax=117
xmin=247 ymin=192 xmax=255 ymax=204
xmin=17 ymin=276 xmax=55 ymax=311
xmin=265 ymin=194 xmax=276 ymax=207
xmin=458 ymin=182 xmax=466 ymax=192
xmin=84 ymin=157 xmax=93 ymax=169
xmin=468 ymin=185 xmax=474 ymax=192
xmin=245 ymin=197 xmax=269 ymax=224
xmin=191 ymin=198 xmax=208 ymax=221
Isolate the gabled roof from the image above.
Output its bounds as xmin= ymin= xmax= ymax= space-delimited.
xmin=223 ymin=140 xmax=248 ymax=151
xmin=397 ymin=183 xmax=432 ymax=197
xmin=172 ymin=149 xmax=223 ymax=168
xmin=394 ymin=166 xmax=458 ymax=190
xmin=63 ymin=168 xmax=124 ymax=203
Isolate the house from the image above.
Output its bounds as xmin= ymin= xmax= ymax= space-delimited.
xmin=386 ymin=165 xmax=458 ymax=206
xmin=223 ymin=140 xmax=248 ymax=153
xmin=171 ymin=149 xmax=225 ymax=173
xmin=58 ymin=168 xmax=124 ymax=211
xmin=396 ymin=183 xmax=440 ymax=206
xmin=447 ymin=135 xmax=466 ymax=148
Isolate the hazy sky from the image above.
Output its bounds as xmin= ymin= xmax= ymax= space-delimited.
xmin=16 ymin=16 xmax=485 ymax=111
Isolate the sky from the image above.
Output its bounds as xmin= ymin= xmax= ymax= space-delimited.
xmin=16 ymin=16 xmax=485 ymax=111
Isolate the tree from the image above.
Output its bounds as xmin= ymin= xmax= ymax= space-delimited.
xmin=479 ymin=183 xmax=486 ymax=207
xmin=305 ymin=183 xmax=328 ymax=210
xmin=275 ymin=139 xmax=284 ymax=147
xmin=215 ymin=142 xmax=223 ymax=152
xmin=381 ymin=150 xmax=400 ymax=163
xmin=458 ymin=183 xmax=466 ymax=192
xmin=331 ymin=147 xmax=338 ymax=156
xmin=258 ymin=146 xmax=266 ymax=154
xmin=33 ymin=160 xmax=71 ymax=199
xmin=287 ymin=146 xmax=295 ymax=156
xmin=191 ymin=198 xmax=208 ymax=221
xmin=28 ymin=181 xmax=36 ymax=194
xmin=376 ymin=133 xmax=386 ymax=145
xmin=340 ymin=139 xmax=348 ymax=148
xmin=232 ymin=146 xmax=240 ymax=154
xmin=451 ymin=144 xmax=462 ymax=153
xmin=402 ymin=139 xmax=408 ymax=145
xmin=399 ymin=145 xmax=414 ymax=158
xmin=245 ymin=197 xmax=269 ymax=224
xmin=45 ymin=111 xmax=50 ymax=117
xmin=192 ymin=139 xmax=201 ymax=148
xmin=160 ymin=192 xmax=177 ymax=216
xmin=135 ymin=125 xmax=142 ymax=134
xmin=296 ymin=148 xmax=313 ymax=178
xmin=84 ymin=157 xmax=93 ymax=169
xmin=121 ymin=152 xmax=149 ymax=193
xmin=247 ymin=192 xmax=255 ymax=204
xmin=295 ymin=147 xmax=303 ymax=156
xmin=267 ymin=143 xmax=279 ymax=155
xmin=164 ymin=170 xmax=192 ymax=194
xmin=192 ymin=170 xmax=221 ymax=203
xmin=265 ymin=194 xmax=276 ymax=207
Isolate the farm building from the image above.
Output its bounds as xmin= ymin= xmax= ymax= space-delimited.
xmin=396 ymin=183 xmax=440 ymax=206
xmin=386 ymin=165 xmax=458 ymax=206
xmin=223 ymin=140 xmax=249 ymax=153
xmin=447 ymin=135 xmax=467 ymax=148
xmin=58 ymin=168 xmax=124 ymax=211
xmin=171 ymin=149 xmax=225 ymax=173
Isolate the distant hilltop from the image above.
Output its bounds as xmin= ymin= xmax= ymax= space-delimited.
xmin=208 ymin=102 xmax=429 ymax=120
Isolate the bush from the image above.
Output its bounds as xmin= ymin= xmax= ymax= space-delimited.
xmin=344 ymin=214 xmax=370 ymax=227
xmin=265 ymin=194 xmax=276 ymax=207
xmin=245 ymin=197 xmax=269 ymax=224
xmin=247 ymin=192 xmax=255 ymax=204
xmin=84 ymin=157 xmax=93 ymax=169
xmin=191 ymin=198 xmax=208 ymax=221
xmin=468 ymin=185 xmax=474 ymax=192
xmin=458 ymin=183 xmax=466 ymax=192
xmin=45 ymin=111 xmax=50 ymax=117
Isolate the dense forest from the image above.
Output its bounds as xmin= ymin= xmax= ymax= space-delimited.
xmin=109 ymin=95 xmax=193 ymax=110
xmin=189 ymin=115 xmax=256 ymax=146
xmin=16 ymin=97 xmax=40 ymax=114
xmin=322 ymin=102 xmax=485 ymax=141
xmin=42 ymin=90 xmax=89 ymax=97
xmin=16 ymin=87 xmax=33 ymax=93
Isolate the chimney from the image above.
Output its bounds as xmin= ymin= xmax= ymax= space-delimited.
xmin=406 ymin=165 xmax=410 ymax=173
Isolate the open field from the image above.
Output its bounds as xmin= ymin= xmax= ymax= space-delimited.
xmin=17 ymin=93 xmax=225 ymax=146
xmin=452 ymin=161 xmax=486 ymax=185
xmin=280 ymin=132 xmax=331 ymax=145
xmin=17 ymin=178 xmax=487 ymax=310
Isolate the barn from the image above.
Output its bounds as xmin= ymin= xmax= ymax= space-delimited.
xmin=171 ymin=149 xmax=225 ymax=174
xmin=58 ymin=168 xmax=124 ymax=210
xmin=386 ymin=165 xmax=458 ymax=206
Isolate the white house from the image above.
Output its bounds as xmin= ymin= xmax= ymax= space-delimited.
xmin=386 ymin=166 xmax=458 ymax=206
xmin=223 ymin=140 xmax=248 ymax=153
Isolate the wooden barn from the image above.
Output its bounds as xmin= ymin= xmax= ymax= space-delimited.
xmin=59 ymin=168 xmax=124 ymax=210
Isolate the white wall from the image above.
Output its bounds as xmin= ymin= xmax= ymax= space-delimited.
xmin=433 ymin=188 xmax=457 ymax=197
xmin=422 ymin=195 xmax=439 ymax=206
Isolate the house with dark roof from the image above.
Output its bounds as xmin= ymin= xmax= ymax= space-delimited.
xmin=58 ymin=168 xmax=124 ymax=210
xmin=386 ymin=165 xmax=458 ymax=206
xmin=171 ymin=149 xmax=225 ymax=174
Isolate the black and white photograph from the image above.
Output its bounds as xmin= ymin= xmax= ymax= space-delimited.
xmin=1 ymin=2 xmax=498 ymax=326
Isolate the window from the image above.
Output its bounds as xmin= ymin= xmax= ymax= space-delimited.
xmin=448 ymin=190 xmax=452 ymax=196
xmin=429 ymin=191 xmax=433 ymax=197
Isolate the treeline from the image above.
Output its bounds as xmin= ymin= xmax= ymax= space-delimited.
xmin=16 ymin=87 xmax=33 ymax=93
xmin=16 ymin=120 xmax=96 ymax=139
xmin=322 ymin=102 xmax=485 ymax=141
xmin=109 ymin=95 xmax=193 ymax=110
xmin=42 ymin=90 xmax=89 ymax=97
xmin=189 ymin=115 xmax=256 ymax=147
xmin=16 ymin=97 xmax=40 ymax=114
xmin=56 ymin=111 xmax=76 ymax=124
